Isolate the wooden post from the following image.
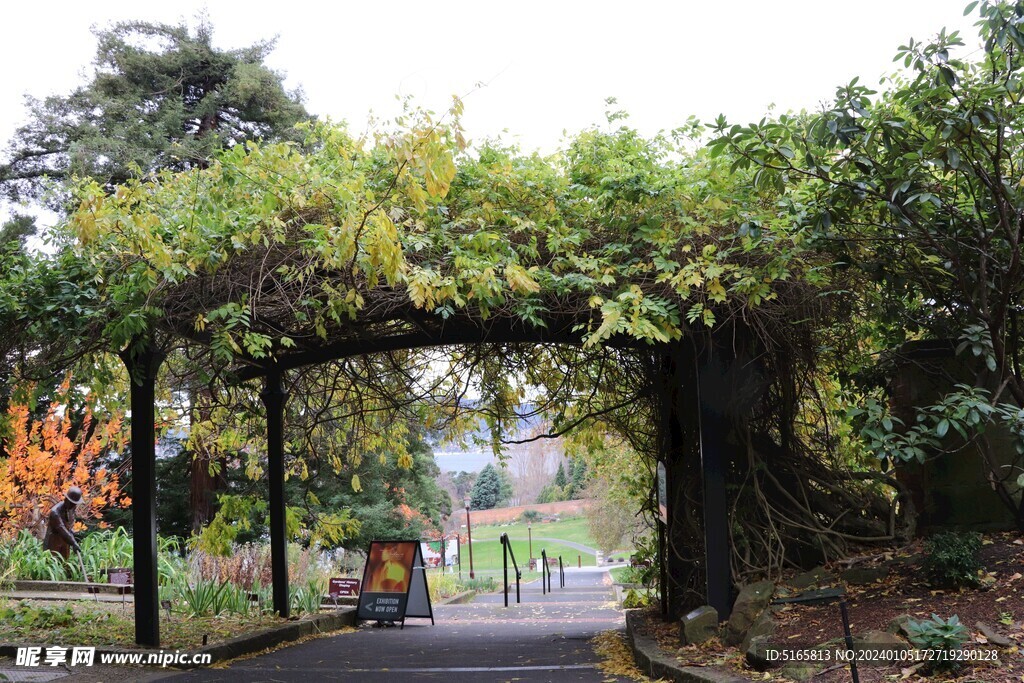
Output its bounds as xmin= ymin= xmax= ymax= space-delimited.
xmin=698 ymin=389 xmax=732 ymax=619
xmin=660 ymin=341 xmax=734 ymax=621
xmin=696 ymin=347 xmax=736 ymax=620
xmin=261 ymin=369 xmax=290 ymax=618
xmin=120 ymin=343 xmax=164 ymax=647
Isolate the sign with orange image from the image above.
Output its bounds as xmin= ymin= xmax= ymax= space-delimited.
xmin=356 ymin=540 xmax=434 ymax=626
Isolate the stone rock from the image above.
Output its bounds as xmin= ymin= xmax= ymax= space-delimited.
xmin=740 ymin=611 xmax=777 ymax=652
xmin=852 ymin=630 xmax=910 ymax=655
xmin=976 ymin=621 xmax=1012 ymax=647
xmin=679 ymin=605 xmax=719 ymax=645
xmin=780 ymin=661 xmax=824 ymax=681
xmin=886 ymin=614 xmax=914 ymax=638
xmin=744 ymin=634 xmax=775 ymax=671
xmin=725 ymin=580 xmax=775 ymax=646
xmin=788 ymin=566 xmax=832 ymax=589
xmin=881 ymin=552 xmax=921 ymax=568
xmin=840 ymin=566 xmax=889 ymax=585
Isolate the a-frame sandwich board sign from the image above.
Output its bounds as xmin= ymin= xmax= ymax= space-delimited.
xmin=357 ymin=540 xmax=435 ymax=628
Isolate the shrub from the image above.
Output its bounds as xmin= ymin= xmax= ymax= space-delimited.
xmin=905 ymin=614 xmax=968 ymax=672
xmin=0 ymin=600 xmax=76 ymax=628
xmin=520 ymin=510 xmax=541 ymax=523
xmin=923 ymin=532 xmax=982 ymax=588
xmin=428 ymin=571 xmax=460 ymax=602
xmin=622 ymin=588 xmax=655 ymax=609
xmin=611 ymin=565 xmax=647 ymax=586
xmin=175 ymin=579 xmax=230 ymax=617
xmin=460 ymin=576 xmax=497 ymax=593
xmin=190 ymin=543 xmax=273 ymax=588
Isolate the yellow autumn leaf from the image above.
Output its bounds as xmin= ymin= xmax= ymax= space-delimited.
xmin=707 ymin=278 xmax=727 ymax=302
xmin=505 ymin=264 xmax=541 ymax=294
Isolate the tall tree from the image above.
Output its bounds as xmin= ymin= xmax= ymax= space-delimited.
xmin=0 ymin=17 xmax=310 ymax=534
xmin=553 ymin=462 xmax=568 ymax=488
xmin=469 ymin=463 xmax=502 ymax=510
xmin=0 ymin=19 xmax=309 ymax=208
xmin=0 ymin=215 xmax=36 ymax=249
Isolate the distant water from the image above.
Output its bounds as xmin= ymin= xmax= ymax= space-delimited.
xmin=433 ymin=451 xmax=495 ymax=473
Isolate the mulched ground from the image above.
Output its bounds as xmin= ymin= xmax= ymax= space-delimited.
xmin=634 ymin=531 xmax=1024 ymax=681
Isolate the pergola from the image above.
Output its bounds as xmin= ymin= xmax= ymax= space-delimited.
xmin=121 ymin=314 xmax=742 ymax=646
xmin=32 ymin=118 xmax=810 ymax=647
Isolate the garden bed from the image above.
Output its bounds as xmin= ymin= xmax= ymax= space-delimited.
xmin=0 ymin=597 xmax=292 ymax=650
xmin=633 ymin=532 xmax=1024 ymax=682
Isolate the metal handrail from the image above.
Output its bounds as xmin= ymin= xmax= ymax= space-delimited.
xmin=541 ymin=549 xmax=548 ymax=594
xmin=499 ymin=533 xmax=521 ymax=607
xmin=558 ymin=556 xmax=564 ymax=588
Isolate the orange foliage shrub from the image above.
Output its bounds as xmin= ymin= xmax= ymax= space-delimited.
xmin=0 ymin=381 xmax=129 ymax=539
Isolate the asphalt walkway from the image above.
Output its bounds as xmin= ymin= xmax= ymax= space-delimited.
xmin=168 ymin=567 xmax=629 ymax=682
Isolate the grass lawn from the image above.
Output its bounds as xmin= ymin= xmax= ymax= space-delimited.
xmin=468 ymin=517 xmax=595 ymax=547
xmin=457 ymin=516 xmax=635 ymax=569
xmin=461 ymin=536 xmax=595 ymax=571
xmin=0 ymin=598 xmax=294 ymax=649
xmin=609 ymin=565 xmax=641 ymax=583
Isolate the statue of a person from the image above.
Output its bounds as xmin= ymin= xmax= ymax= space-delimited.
xmin=43 ymin=487 xmax=82 ymax=559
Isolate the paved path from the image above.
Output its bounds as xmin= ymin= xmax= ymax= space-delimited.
xmin=169 ymin=567 xmax=629 ymax=682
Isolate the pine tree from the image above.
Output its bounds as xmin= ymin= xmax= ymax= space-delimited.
xmin=569 ymin=459 xmax=588 ymax=500
xmin=0 ymin=19 xmax=309 ymax=208
xmin=553 ymin=462 xmax=568 ymax=488
xmin=469 ymin=464 xmax=502 ymax=510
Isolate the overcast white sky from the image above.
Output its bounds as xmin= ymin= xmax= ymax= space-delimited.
xmin=1 ymin=1 xmax=980 ymax=223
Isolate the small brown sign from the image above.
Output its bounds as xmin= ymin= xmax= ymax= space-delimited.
xmin=108 ymin=568 xmax=132 ymax=585
xmin=329 ymin=577 xmax=360 ymax=597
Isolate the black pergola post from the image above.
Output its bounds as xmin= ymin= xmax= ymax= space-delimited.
xmin=261 ymin=369 xmax=290 ymax=618
xmin=120 ymin=343 xmax=164 ymax=647
xmin=697 ymin=385 xmax=732 ymax=620
xmin=659 ymin=342 xmax=735 ymax=621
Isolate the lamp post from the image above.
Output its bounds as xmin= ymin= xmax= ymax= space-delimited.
xmin=464 ymin=497 xmax=475 ymax=579
xmin=528 ymin=522 xmax=533 ymax=561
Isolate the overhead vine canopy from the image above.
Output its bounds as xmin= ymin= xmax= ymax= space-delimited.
xmin=6 ymin=102 xmax=825 ymax=375
xmin=0 ymin=95 xmax=903 ymax=596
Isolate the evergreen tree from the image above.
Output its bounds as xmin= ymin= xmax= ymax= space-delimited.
xmin=0 ymin=215 xmax=36 ymax=249
xmin=553 ymin=462 xmax=568 ymax=488
xmin=568 ymin=459 xmax=588 ymax=499
xmin=496 ymin=466 xmax=514 ymax=507
xmin=0 ymin=19 xmax=309 ymax=208
xmin=469 ymin=463 xmax=502 ymax=510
